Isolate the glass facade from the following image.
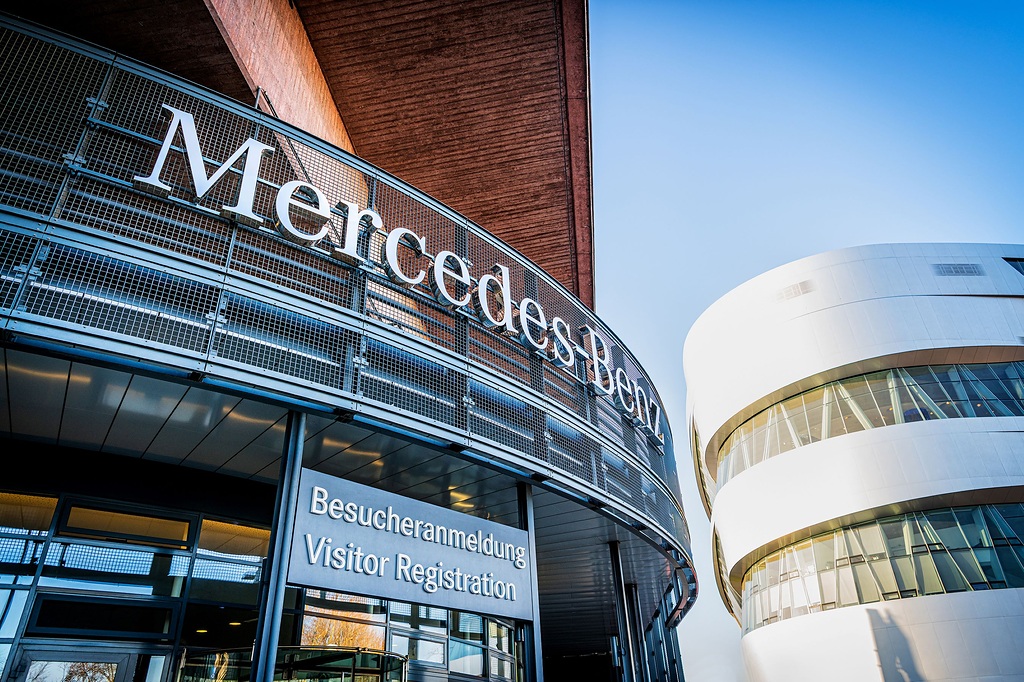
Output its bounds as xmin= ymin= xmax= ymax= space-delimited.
xmin=715 ymin=362 xmax=1024 ymax=491
xmin=741 ymin=504 xmax=1024 ymax=632
xmin=0 ymin=491 xmax=522 ymax=682
xmin=302 ymin=592 xmax=521 ymax=680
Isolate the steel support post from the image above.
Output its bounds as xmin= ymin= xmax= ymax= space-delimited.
xmin=517 ymin=482 xmax=544 ymax=682
xmin=252 ymin=410 xmax=306 ymax=682
xmin=609 ymin=541 xmax=637 ymax=682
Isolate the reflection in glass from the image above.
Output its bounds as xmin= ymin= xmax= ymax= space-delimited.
xmin=0 ymin=590 xmax=27 ymax=637
xmin=713 ymin=361 xmax=1024 ymax=495
xmin=197 ymin=521 xmax=268 ymax=562
xmin=0 ymin=494 xmax=56 ymax=535
xmin=449 ymin=611 xmax=484 ymax=643
xmin=62 ymin=506 xmax=190 ymax=549
xmin=25 ymin=660 xmax=118 ymax=682
xmin=305 ymin=591 xmax=386 ymax=622
xmin=448 ymin=641 xmax=484 ymax=677
xmin=390 ymin=633 xmax=445 ymax=666
xmin=489 ymin=621 xmax=512 ymax=654
xmin=0 ymin=537 xmax=43 ymax=583
xmin=742 ymin=504 xmax=1024 ymax=632
xmin=40 ymin=542 xmax=189 ymax=597
xmin=188 ymin=559 xmax=260 ymax=605
xmin=389 ymin=602 xmax=446 ymax=634
xmin=300 ymin=615 xmax=385 ymax=649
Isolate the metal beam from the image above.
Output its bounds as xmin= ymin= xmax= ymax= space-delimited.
xmin=252 ymin=410 xmax=306 ymax=682
xmin=518 ymin=481 xmax=544 ymax=682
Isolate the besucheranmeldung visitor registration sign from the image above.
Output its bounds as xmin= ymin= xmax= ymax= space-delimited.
xmin=288 ymin=469 xmax=534 ymax=620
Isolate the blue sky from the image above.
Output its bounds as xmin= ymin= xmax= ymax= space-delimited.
xmin=589 ymin=2 xmax=1024 ymax=680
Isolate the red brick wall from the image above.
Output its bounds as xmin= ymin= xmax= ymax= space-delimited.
xmin=203 ymin=0 xmax=354 ymax=153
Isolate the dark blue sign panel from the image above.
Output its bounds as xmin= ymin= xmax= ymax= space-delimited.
xmin=288 ymin=469 xmax=534 ymax=621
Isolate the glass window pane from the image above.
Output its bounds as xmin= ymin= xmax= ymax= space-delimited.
xmin=450 ymin=611 xmax=484 ymax=643
xmin=391 ymin=634 xmax=445 ymax=666
xmin=869 ymin=559 xmax=898 ymax=597
xmin=0 ymin=536 xmax=44 ymax=582
xmin=40 ymin=542 xmax=189 ymax=597
xmin=25 ymin=659 xmax=119 ymax=682
xmin=448 ymin=641 xmax=484 ymax=676
xmin=948 ymin=549 xmax=986 ymax=586
xmin=996 ymin=504 xmax=1024 ymax=542
xmin=490 ymin=655 xmax=514 ymax=680
xmin=931 ymin=551 xmax=968 ymax=592
xmin=180 ymin=604 xmax=258 ymax=648
xmin=188 ymin=559 xmax=261 ymax=605
xmin=837 ymin=565 xmax=859 ymax=606
xmin=881 ymin=519 xmax=910 ymax=556
xmin=891 ymin=556 xmax=917 ymax=596
xmin=301 ymin=615 xmax=385 ymax=648
xmin=852 ymin=563 xmax=880 ymax=603
xmin=0 ymin=589 xmax=28 ymax=637
xmin=802 ymin=386 xmax=826 ymax=443
xmin=389 ymin=602 xmax=446 ymax=634
xmin=304 ymin=591 xmax=386 ymax=622
xmin=197 ymin=521 xmax=269 ymax=562
xmin=995 ymin=546 xmax=1024 ymax=588
xmin=853 ymin=524 xmax=886 ymax=560
xmin=0 ymin=493 xmax=56 ymax=535
xmin=812 ymin=534 xmax=836 ymax=570
xmin=818 ymin=568 xmax=837 ymax=607
xmin=914 ymin=554 xmax=944 ymax=595
xmin=62 ymin=506 xmax=190 ymax=549
xmin=923 ymin=510 xmax=968 ymax=549
xmin=489 ymin=620 xmax=512 ymax=654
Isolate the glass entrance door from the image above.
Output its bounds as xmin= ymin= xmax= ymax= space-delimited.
xmin=11 ymin=644 xmax=168 ymax=682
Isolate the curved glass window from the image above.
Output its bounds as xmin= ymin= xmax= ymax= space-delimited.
xmin=741 ymin=504 xmax=1024 ymax=632
xmin=715 ymin=362 xmax=1024 ymax=491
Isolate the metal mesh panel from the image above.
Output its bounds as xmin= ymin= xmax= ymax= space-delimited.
xmin=374 ymin=180 xmax=464 ymax=259
xmin=79 ymin=123 xmax=154 ymax=184
xmin=596 ymin=398 xmax=626 ymax=442
xmin=543 ymin=363 xmax=587 ymax=419
xmin=469 ymin=326 xmax=531 ymax=384
xmin=19 ymin=243 xmax=217 ymax=353
xmin=230 ymin=227 xmax=353 ymax=309
xmin=0 ymin=229 xmax=38 ymax=310
xmin=547 ymin=417 xmax=597 ymax=485
xmin=365 ymin=278 xmax=460 ymax=349
xmin=256 ymin=127 xmax=371 ymax=211
xmin=360 ymin=338 xmax=459 ymax=425
xmin=602 ymin=447 xmax=637 ymax=505
xmin=58 ymin=176 xmax=233 ymax=266
xmin=468 ymin=379 xmax=534 ymax=452
xmin=213 ymin=293 xmax=350 ymax=390
xmin=0 ymin=27 xmax=107 ymax=215
xmin=101 ymin=68 xmax=271 ymax=218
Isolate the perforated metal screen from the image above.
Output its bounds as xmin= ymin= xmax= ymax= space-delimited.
xmin=0 ymin=19 xmax=690 ymax=557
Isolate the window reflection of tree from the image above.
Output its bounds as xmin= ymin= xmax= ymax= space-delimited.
xmin=301 ymin=615 xmax=386 ymax=649
xmin=26 ymin=661 xmax=118 ymax=682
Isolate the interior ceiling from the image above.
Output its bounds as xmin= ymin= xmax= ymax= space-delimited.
xmin=7 ymin=0 xmax=594 ymax=307
xmin=1 ymin=348 xmax=671 ymax=657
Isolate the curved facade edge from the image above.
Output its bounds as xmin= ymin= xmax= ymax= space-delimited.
xmin=741 ymin=589 xmax=1024 ymax=682
xmin=685 ymin=243 xmax=1024 ymax=469
xmin=712 ymin=418 xmax=1024 ymax=580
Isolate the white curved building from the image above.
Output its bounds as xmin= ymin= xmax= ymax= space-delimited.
xmin=685 ymin=243 xmax=1024 ymax=682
